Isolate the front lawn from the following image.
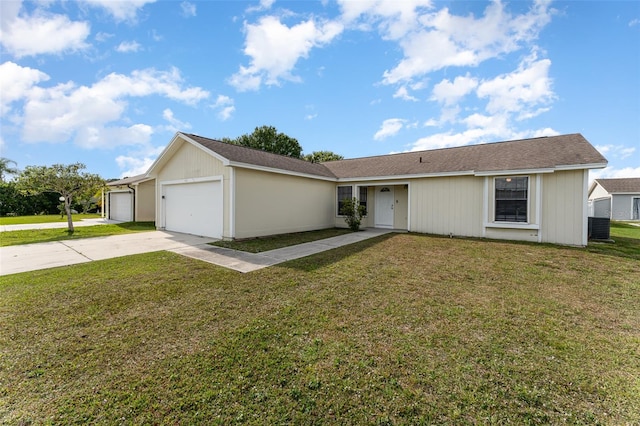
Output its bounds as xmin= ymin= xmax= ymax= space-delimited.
xmin=0 ymin=222 xmax=156 ymax=247
xmin=587 ymin=220 xmax=640 ymax=260
xmin=1 ymin=234 xmax=638 ymax=424
xmin=211 ymin=228 xmax=353 ymax=252
xmin=0 ymin=213 xmax=103 ymax=225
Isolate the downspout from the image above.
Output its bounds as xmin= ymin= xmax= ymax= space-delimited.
xmin=127 ymin=184 xmax=136 ymax=222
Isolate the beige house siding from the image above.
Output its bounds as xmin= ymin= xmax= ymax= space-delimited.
xmin=135 ymin=179 xmax=155 ymax=222
xmin=540 ymin=170 xmax=587 ymax=246
xmin=410 ymin=176 xmax=484 ymax=237
xmin=334 ymin=184 xmax=409 ymax=230
xmin=234 ymin=168 xmax=335 ymax=239
xmin=153 ymin=140 xmax=232 ymax=237
xmin=588 ymin=183 xmax=610 ymax=200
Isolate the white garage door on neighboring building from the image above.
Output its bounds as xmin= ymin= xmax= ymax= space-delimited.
xmin=163 ymin=180 xmax=222 ymax=238
xmin=109 ymin=191 xmax=133 ymax=222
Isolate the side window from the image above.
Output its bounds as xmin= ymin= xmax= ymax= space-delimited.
xmin=495 ymin=177 xmax=528 ymax=222
xmin=359 ymin=186 xmax=368 ymax=215
xmin=337 ymin=186 xmax=352 ymax=215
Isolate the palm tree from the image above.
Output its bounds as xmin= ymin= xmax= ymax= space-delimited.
xmin=0 ymin=158 xmax=19 ymax=182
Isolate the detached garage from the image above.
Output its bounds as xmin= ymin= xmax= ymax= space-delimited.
xmin=105 ymin=174 xmax=156 ymax=222
xmin=162 ymin=179 xmax=223 ymax=238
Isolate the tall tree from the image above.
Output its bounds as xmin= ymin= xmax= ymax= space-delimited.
xmin=223 ymin=125 xmax=303 ymax=158
xmin=16 ymin=163 xmax=105 ymax=232
xmin=303 ymin=151 xmax=344 ymax=163
xmin=0 ymin=157 xmax=19 ymax=182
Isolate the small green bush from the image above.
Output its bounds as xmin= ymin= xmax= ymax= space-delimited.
xmin=340 ymin=197 xmax=366 ymax=231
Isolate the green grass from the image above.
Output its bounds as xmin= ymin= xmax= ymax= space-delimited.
xmin=211 ymin=227 xmax=353 ymax=253
xmin=587 ymin=221 xmax=640 ymax=260
xmin=0 ymin=222 xmax=156 ymax=247
xmin=0 ymin=213 xmax=103 ymax=225
xmin=1 ymin=234 xmax=638 ymax=424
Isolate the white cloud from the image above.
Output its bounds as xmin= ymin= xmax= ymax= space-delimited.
xmin=229 ymin=15 xmax=343 ymax=91
xmin=211 ymin=95 xmax=235 ymax=121
xmin=95 ymin=31 xmax=114 ymax=42
xmin=596 ymin=144 xmax=636 ymax=160
xmin=477 ymin=52 xmax=555 ymax=116
xmin=393 ymin=86 xmax=418 ymax=101
xmin=374 ymin=118 xmax=406 ymax=140
xmin=115 ymin=145 xmax=165 ymax=178
xmin=381 ymin=1 xmax=553 ymax=85
xmin=80 ymin=0 xmax=156 ymax=22
xmin=180 ymin=1 xmax=196 ymax=18
xmin=431 ymin=74 xmax=478 ymax=106
xmin=629 ymin=18 xmax=639 ymax=27
xmin=0 ymin=61 xmax=50 ymax=114
xmin=161 ymin=108 xmax=191 ymax=133
xmin=246 ymin=0 xmax=276 ymax=13
xmin=0 ymin=5 xmax=90 ymax=58
xmin=17 ymin=67 xmax=208 ymax=148
xmin=116 ymin=40 xmax=142 ymax=53
xmin=338 ymin=0 xmax=433 ymax=39
xmin=75 ymin=123 xmax=153 ymax=149
xmin=590 ymin=166 xmax=640 ymax=181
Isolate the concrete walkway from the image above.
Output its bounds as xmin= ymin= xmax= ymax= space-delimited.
xmin=0 ymin=228 xmax=392 ymax=276
xmin=171 ymin=228 xmax=393 ymax=273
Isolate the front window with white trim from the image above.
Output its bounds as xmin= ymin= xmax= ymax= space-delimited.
xmin=495 ymin=176 xmax=529 ymax=223
xmin=337 ymin=186 xmax=352 ymax=216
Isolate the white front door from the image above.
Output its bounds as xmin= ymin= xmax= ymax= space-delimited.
xmin=375 ymin=186 xmax=394 ymax=228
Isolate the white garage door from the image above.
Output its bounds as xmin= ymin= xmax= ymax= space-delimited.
xmin=163 ymin=181 xmax=222 ymax=238
xmin=109 ymin=192 xmax=133 ymax=222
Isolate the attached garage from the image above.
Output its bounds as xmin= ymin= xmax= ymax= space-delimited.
xmin=162 ymin=179 xmax=223 ymax=238
xmin=108 ymin=191 xmax=133 ymax=222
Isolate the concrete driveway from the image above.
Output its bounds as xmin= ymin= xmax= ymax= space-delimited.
xmin=0 ymin=228 xmax=393 ymax=276
xmin=0 ymin=231 xmax=215 ymax=276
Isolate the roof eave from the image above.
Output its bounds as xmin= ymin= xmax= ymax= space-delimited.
xmin=228 ymin=161 xmax=337 ymax=182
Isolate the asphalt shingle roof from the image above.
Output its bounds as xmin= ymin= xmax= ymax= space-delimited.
xmin=322 ymin=134 xmax=607 ymax=179
xmin=107 ymin=173 xmax=150 ymax=186
xmin=184 ymin=133 xmax=606 ymax=180
xmin=595 ymin=177 xmax=640 ymax=193
xmin=184 ymin=133 xmax=337 ymax=178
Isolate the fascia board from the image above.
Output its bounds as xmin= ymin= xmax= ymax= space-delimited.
xmin=336 ymin=170 xmax=475 ymax=182
xmin=145 ymin=132 xmax=185 ymax=176
xmin=179 ymin=133 xmax=231 ymax=166
xmin=474 ymin=168 xmax=555 ymax=177
xmin=554 ymin=162 xmax=608 ymax=171
xmin=228 ymin=161 xmax=337 ymax=182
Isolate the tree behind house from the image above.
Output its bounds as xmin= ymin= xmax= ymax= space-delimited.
xmin=16 ymin=163 xmax=105 ymax=232
xmin=222 ymin=125 xmax=303 ymax=158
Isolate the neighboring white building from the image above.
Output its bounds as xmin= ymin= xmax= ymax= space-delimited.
xmin=588 ymin=178 xmax=640 ymax=220
xmin=142 ymin=133 xmax=607 ymax=246
xmin=105 ymin=174 xmax=156 ymax=222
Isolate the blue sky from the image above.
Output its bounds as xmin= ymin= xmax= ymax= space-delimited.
xmin=1 ymin=0 xmax=638 ymax=181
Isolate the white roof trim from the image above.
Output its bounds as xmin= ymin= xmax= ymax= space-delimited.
xmin=474 ymin=168 xmax=555 ymax=177
xmin=336 ymin=170 xmax=475 ymax=182
xmin=228 ymin=161 xmax=337 ymax=182
xmin=178 ymin=133 xmax=231 ymax=166
xmin=555 ymin=162 xmax=607 ymax=171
